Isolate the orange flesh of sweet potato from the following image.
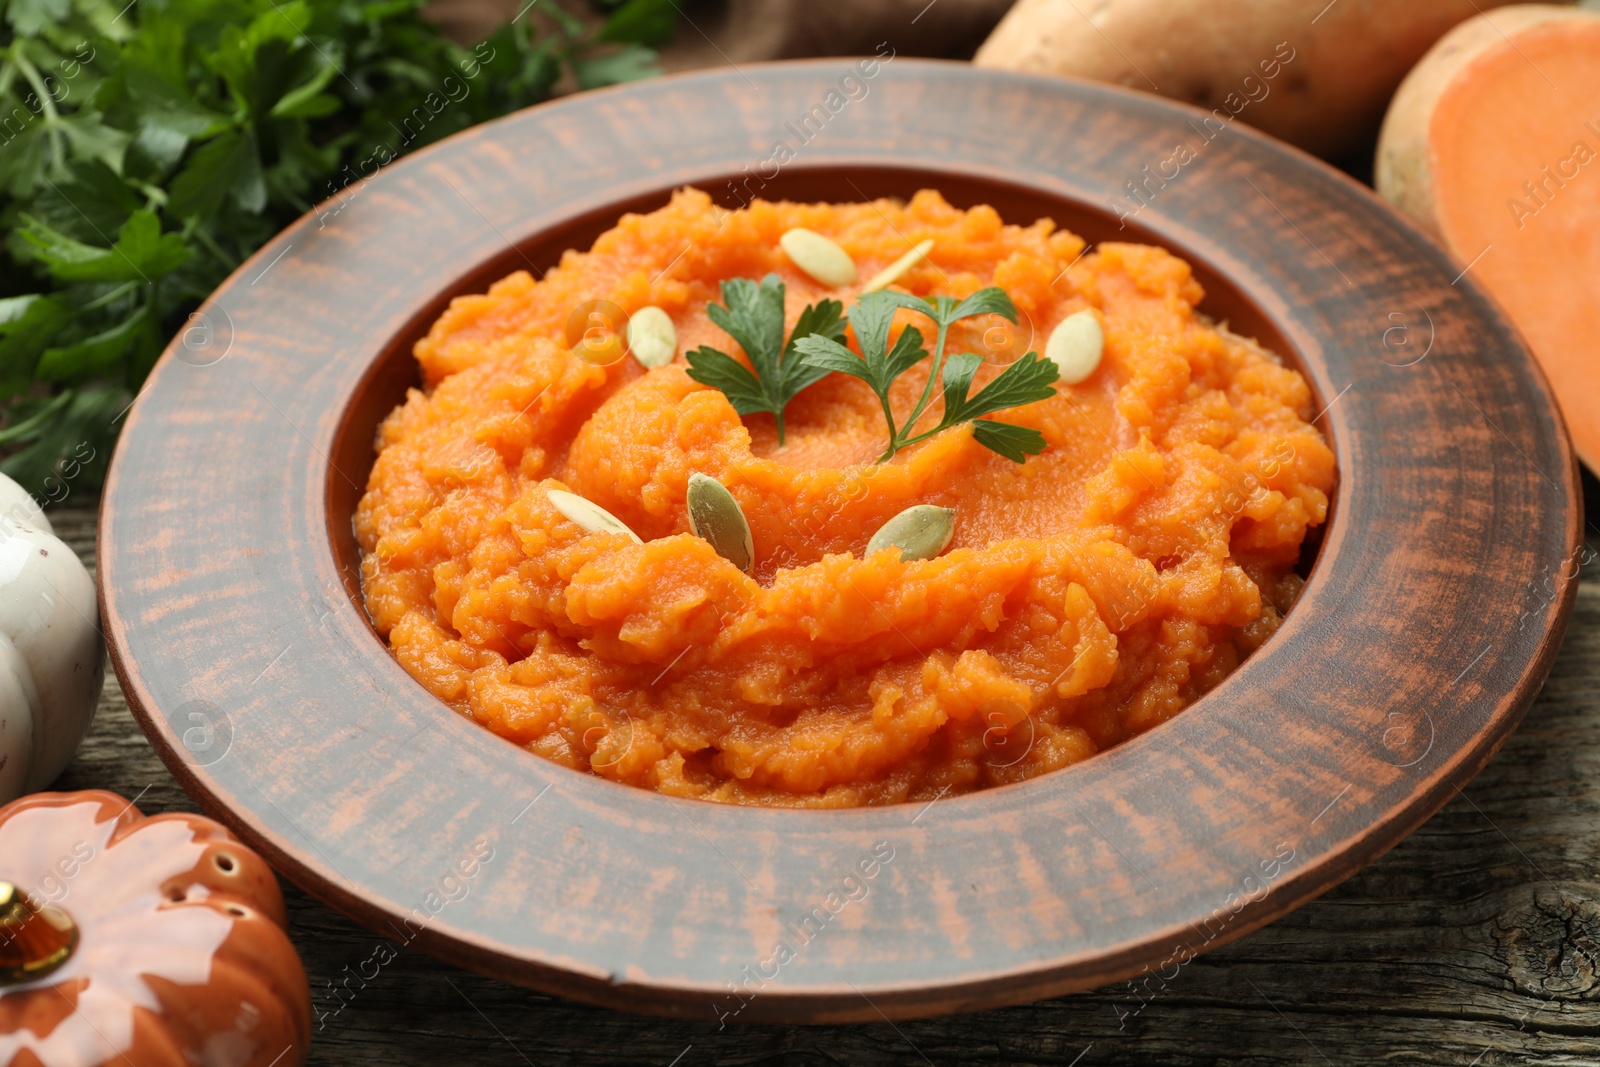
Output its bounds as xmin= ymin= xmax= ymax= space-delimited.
xmin=1380 ymin=8 xmax=1600 ymax=469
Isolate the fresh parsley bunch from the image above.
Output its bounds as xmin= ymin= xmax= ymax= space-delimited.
xmin=0 ymin=0 xmax=670 ymax=496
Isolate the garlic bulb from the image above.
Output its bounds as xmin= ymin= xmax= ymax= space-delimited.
xmin=0 ymin=473 xmax=102 ymax=803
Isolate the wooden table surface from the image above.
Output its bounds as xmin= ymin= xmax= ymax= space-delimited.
xmin=48 ymin=477 xmax=1600 ymax=1066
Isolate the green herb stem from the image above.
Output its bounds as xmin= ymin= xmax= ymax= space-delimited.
xmin=11 ymin=47 xmax=63 ymax=170
xmin=896 ymin=424 xmax=951 ymax=450
xmin=872 ymin=392 xmax=901 ymax=463
xmin=80 ymin=281 xmax=140 ymax=313
xmin=892 ymin=317 xmax=950 ymax=453
xmin=191 ymin=226 xmax=239 ymax=272
xmin=11 ymin=48 xmax=58 ymax=123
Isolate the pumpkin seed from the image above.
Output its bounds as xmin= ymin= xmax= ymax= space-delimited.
xmin=1045 ymin=309 xmax=1104 ymax=385
xmin=862 ymin=239 xmax=934 ymax=293
xmin=686 ymin=473 xmax=754 ymax=574
xmin=546 ymin=489 xmax=642 ymax=543
xmin=627 ymin=306 xmax=677 ymax=368
xmin=779 ymin=228 xmax=857 ymax=288
xmin=866 ymin=505 xmax=955 ymax=562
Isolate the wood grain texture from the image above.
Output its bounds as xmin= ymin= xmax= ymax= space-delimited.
xmin=94 ymin=61 xmax=1582 ymax=1020
xmin=51 ymin=502 xmax=1600 ymax=1063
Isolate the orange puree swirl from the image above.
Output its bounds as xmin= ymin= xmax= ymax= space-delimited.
xmin=355 ymin=188 xmax=1335 ymax=807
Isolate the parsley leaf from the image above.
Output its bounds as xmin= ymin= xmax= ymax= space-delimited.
xmin=0 ymin=384 xmax=121 ymax=494
xmin=573 ymin=42 xmax=658 ymax=90
xmin=6 ymin=0 xmax=72 ymax=37
xmin=903 ymin=350 xmax=1057 ymax=460
xmin=0 ymin=295 xmax=69 ymax=397
xmin=794 ymin=285 xmax=1056 ymax=463
xmin=971 ymin=420 xmax=1049 ymax=463
xmin=934 ymin=351 xmax=1060 ymax=426
xmin=21 ymin=210 xmax=189 ymax=283
xmin=166 ymin=129 xmax=268 ymax=217
xmin=879 ymin=288 xmax=1018 ymax=328
xmin=598 ymin=0 xmax=678 ymax=48
xmin=685 ymin=274 xmax=846 ymax=444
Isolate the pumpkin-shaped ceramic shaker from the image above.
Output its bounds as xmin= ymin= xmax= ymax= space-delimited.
xmin=0 ymin=790 xmax=311 ymax=1066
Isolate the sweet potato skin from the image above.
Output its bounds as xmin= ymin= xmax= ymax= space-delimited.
xmin=973 ymin=0 xmax=1557 ymax=160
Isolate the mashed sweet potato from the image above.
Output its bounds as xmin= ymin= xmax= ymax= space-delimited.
xmin=355 ymin=188 xmax=1335 ymax=807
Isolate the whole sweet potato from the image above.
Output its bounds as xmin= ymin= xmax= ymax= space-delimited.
xmin=973 ymin=0 xmax=1564 ymax=159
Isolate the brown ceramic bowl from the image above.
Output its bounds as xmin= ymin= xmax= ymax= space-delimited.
xmin=99 ymin=60 xmax=1581 ymax=1022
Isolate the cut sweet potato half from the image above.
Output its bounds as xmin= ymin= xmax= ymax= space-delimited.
xmin=1377 ymin=4 xmax=1600 ymax=470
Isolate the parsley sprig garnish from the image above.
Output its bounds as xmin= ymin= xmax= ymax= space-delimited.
xmin=684 ymin=274 xmax=846 ymax=445
xmin=793 ymin=287 xmax=1059 ymax=462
